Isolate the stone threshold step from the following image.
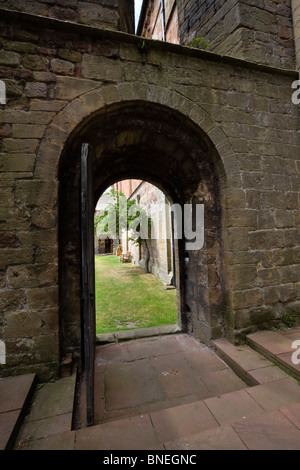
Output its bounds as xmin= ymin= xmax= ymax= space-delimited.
xmin=96 ymin=324 xmax=181 ymax=345
xmin=22 ymin=376 xmax=300 ymax=450
xmin=0 ymin=373 xmax=37 ymax=450
xmin=13 ymin=370 xmax=78 ymax=450
xmin=212 ymin=338 xmax=289 ymax=386
xmin=163 ymin=404 xmax=300 ymax=450
xmin=246 ymin=330 xmax=300 ymax=381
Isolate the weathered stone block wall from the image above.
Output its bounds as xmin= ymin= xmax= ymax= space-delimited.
xmin=127 ymin=182 xmax=173 ymax=285
xmin=177 ymin=0 xmax=296 ymax=70
xmin=0 ymin=0 xmax=134 ymax=33
xmin=0 ymin=8 xmax=299 ymax=379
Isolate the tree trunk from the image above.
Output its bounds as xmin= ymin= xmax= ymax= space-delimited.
xmin=142 ymin=239 xmax=150 ymax=273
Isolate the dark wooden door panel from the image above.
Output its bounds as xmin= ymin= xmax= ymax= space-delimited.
xmin=81 ymin=142 xmax=95 ymax=427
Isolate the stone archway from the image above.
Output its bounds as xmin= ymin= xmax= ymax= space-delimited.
xmin=58 ymin=99 xmax=227 ymax=362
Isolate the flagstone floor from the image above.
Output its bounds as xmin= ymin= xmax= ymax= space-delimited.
xmin=75 ymin=334 xmax=248 ymax=428
xmin=6 ymin=329 xmax=300 ymax=450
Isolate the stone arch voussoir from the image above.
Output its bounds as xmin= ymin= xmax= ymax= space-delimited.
xmin=35 ymin=82 xmax=240 ymax=188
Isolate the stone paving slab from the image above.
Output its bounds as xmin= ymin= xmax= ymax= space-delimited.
xmin=232 ymin=410 xmax=300 ymax=450
xmin=105 ymin=358 xmax=166 ymax=410
xmin=276 ymin=352 xmax=300 ymax=376
xmin=75 ymin=414 xmax=160 ymax=450
xmin=16 ymin=412 xmax=73 ymax=445
xmin=213 ymin=337 xmax=299 ymax=387
xmin=245 ymin=377 xmax=300 ymax=412
xmin=91 ymin=334 xmax=250 ymax=426
xmin=13 ymin=371 xmax=77 ymax=450
xmin=246 ymin=365 xmax=288 ymax=384
xmin=184 ymin=347 xmax=228 ymax=374
xmin=149 ymin=400 xmax=219 ymax=443
xmin=280 ymin=402 xmax=300 ymax=429
xmin=164 ymin=424 xmax=248 ymax=450
xmin=247 ymin=329 xmax=300 ymax=380
xmin=201 ymin=368 xmax=246 ymax=396
xmin=247 ymin=329 xmax=300 ymax=358
xmin=24 ymin=373 xmax=76 ymax=422
xmin=18 ymin=431 xmax=76 ymax=450
xmin=204 ymin=389 xmax=265 ymax=426
xmin=151 ymin=351 xmax=211 ymax=400
xmin=126 ymin=335 xmax=184 ymax=361
xmin=213 ymin=338 xmax=272 ymax=373
xmin=135 ymin=393 xmax=201 ymax=416
xmin=0 ymin=374 xmax=36 ymax=413
xmin=95 ymin=343 xmax=130 ymax=365
xmin=0 ymin=410 xmax=21 ymax=450
xmin=0 ymin=373 xmax=36 ymax=450
xmin=9 ymin=332 xmax=300 ymax=450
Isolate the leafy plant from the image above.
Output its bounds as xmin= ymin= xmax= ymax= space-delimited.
xmin=282 ymin=313 xmax=296 ymax=328
xmin=271 ymin=324 xmax=285 ymax=332
xmin=36 ymin=372 xmax=55 ymax=390
xmin=189 ymin=37 xmax=210 ymax=50
xmin=137 ymin=39 xmax=151 ymax=53
xmin=95 ymin=188 xmax=152 ymax=272
xmin=95 ymin=188 xmax=150 ymax=240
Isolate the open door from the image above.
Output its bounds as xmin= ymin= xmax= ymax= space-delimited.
xmin=81 ymin=143 xmax=95 ymax=426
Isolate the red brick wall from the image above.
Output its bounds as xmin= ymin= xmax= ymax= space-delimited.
xmin=166 ymin=3 xmax=179 ymax=44
xmin=140 ymin=0 xmax=179 ymax=43
xmin=113 ymin=180 xmax=142 ymax=198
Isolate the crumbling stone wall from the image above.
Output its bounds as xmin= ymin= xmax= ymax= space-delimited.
xmin=0 ymin=6 xmax=299 ymax=379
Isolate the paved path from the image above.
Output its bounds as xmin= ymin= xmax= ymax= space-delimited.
xmin=1 ymin=329 xmax=300 ymax=450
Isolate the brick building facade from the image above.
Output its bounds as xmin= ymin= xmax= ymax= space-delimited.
xmin=137 ymin=0 xmax=179 ymax=43
xmin=113 ymin=179 xmax=142 ymax=198
xmin=0 ymin=0 xmax=299 ymax=379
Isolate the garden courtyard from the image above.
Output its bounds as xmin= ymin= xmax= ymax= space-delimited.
xmin=95 ymin=255 xmax=178 ymax=335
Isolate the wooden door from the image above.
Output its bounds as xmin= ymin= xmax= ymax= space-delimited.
xmin=81 ymin=143 xmax=95 ymax=426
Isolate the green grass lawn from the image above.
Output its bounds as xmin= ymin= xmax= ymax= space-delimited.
xmin=95 ymin=255 xmax=178 ymax=334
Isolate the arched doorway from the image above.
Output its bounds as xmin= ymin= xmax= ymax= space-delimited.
xmin=94 ymin=179 xmax=178 ymax=335
xmin=58 ymin=100 xmax=226 ymax=421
